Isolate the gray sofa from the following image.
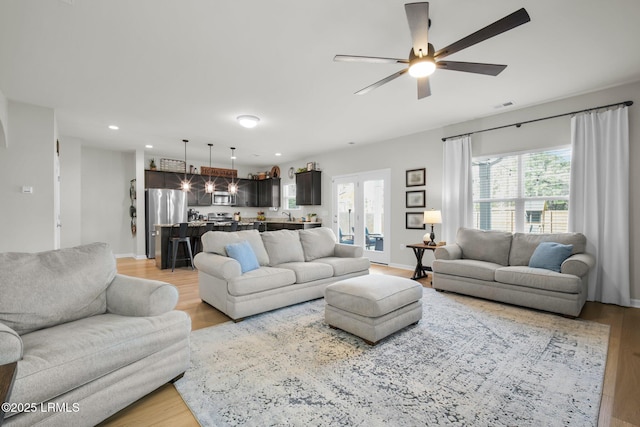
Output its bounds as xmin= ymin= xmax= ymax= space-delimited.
xmin=0 ymin=243 xmax=191 ymax=427
xmin=194 ymin=227 xmax=370 ymax=320
xmin=432 ymin=228 xmax=595 ymax=317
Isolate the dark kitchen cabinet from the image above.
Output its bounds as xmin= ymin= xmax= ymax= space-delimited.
xmin=235 ymin=179 xmax=257 ymax=207
xmin=145 ymin=170 xmax=213 ymax=206
xmin=258 ymin=178 xmax=280 ymax=208
xmin=144 ymin=170 xmax=167 ymax=188
xmin=295 ymin=170 xmax=321 ymax=205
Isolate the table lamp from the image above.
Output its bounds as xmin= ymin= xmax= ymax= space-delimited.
xmin=423 ymin=210 xmax=442 ymax=246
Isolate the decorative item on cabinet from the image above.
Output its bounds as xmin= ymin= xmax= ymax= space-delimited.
xmin=149 ymin=158 xmax=156 ymax=170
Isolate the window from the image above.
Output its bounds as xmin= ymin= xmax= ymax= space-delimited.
xmin=282 ymin=184 xmax=300 ymax=210
xmin=472 ymin=147 xmax=571 ymax=233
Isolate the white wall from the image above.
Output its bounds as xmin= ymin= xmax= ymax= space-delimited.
xmin=59 ymin=137 xmax=82 ymax=248
xmin=80 ymin=147 xmax=136 ymax=256
xmin=0 ymin=101 xmax=56 ymax=252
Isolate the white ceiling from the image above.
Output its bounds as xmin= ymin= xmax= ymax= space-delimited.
xmin=1 ymin=0 xmax=640 ymax=166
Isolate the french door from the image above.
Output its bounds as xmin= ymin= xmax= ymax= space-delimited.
xmin=332 ymin=169 xmax=390 ymax=264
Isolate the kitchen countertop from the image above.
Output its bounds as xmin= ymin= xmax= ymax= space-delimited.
xmin=154 ymin=219 xmax=322 ymax=227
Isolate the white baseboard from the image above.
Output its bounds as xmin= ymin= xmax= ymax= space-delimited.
xmin=630 ymin=299 xmax=640 ymax=309
xmin=114 ymin=253 xmax=134 ymax=259
xmin=388 ymin=263 xmax=415 ymax=271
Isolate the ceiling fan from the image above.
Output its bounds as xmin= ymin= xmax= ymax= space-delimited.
xmin=334 ymin=3 xmax=530 ymax=99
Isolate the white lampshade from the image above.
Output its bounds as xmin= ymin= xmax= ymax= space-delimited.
xmin=423 ymin=210 xmax=442 ymax=224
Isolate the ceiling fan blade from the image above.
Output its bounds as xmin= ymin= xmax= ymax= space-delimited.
xmin=334 ymin=55 xmax=408 ymax=64
xmin=437 ymin=61 xmax=507 ymax=76
xmin=434 ymin=8 xmax=530 ymax=60
xmin=355 ymin=69 xmax=409 ymax=95
xmin=405 ymin=2 xmax=430 ymax=56
xmin=417 ymin=76 xmax=431 ymax=99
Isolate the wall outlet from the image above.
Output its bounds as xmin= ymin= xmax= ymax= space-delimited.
xmin=22 ymin=186 xmax=33 ymax=194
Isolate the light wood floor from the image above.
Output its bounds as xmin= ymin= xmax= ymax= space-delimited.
xmin=100 ymin=258 xmax=640 ymax=427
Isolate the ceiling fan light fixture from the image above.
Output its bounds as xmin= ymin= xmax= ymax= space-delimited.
xmin=237 ymin=115 xmax=260 ymax=129
xmin=409 ymin=56 xmax=436 ymax=78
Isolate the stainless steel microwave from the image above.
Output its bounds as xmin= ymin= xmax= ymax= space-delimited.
xmin=212 ymin=191 xmax=235 ymax=206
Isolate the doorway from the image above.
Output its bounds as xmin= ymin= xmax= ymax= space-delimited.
xmin=332 ymin=169 xmax=390 ymax=264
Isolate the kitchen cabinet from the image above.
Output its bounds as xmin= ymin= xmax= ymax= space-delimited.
xmin=145 ymin=170 xmax=213 ymax=206
xmin=234 ymin=178 xmax=257 ymax=207
xmin=295 ymin=170 xmax=322 ymax=205
xmin=258 ymin=178 xmax=280 ymax=208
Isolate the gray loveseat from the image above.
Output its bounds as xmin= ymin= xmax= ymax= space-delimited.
xmin=0 ymin=243 xmax=191 ymax=427
xmin=432 ymin=228 xmax=595 ymax=317
xmin=194 ymin=227 xmax=370 ymax=321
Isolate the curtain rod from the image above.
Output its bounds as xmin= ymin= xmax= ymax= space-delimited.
xmin=441 ymin=100 xmax=633 ymax=142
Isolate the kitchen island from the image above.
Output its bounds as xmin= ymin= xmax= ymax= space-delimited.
xmin=154 ymin=220 xmax=322 ymax=269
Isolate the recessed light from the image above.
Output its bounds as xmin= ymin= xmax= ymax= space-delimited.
xmin=237 ymin=115 xmax=260 ymax=129
xmin=108 ymin=125 xmax=119 ymax=130
xmin=275 ymin=153 xmax=282 ymax=156
xmin=145 ymin=144 xmax=153 ymax=149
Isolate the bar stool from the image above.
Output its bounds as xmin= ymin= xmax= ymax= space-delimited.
xmin=230 ymin=221 xmax=238 ymax=232
xmin=193 ymin=222 xmax=214 ymax=254
xmin=168 ymin=223 xmax=194 ymax=272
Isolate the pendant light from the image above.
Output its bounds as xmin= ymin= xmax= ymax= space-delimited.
xmin=205 ymin=143 xmax=215 ymax=193
xmin=229 ymin=147 xmax=237 ymax=194
xmin=180 ymin=139 xmax=191 ymax=192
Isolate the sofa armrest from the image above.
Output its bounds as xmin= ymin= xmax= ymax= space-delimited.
xmin=194 ymin=252 xmax=242 ymax=280
xmin=334 ymin=243 xmax=363 ymax=258
xmin=106 ymin=274 xmax=179 ymax=317
xmin=0 ymin=323 xmax=23 ymax=364
xmin=561 ymin=253 xmax=595 ymax=277
xmin=434 ymin=244 xmax=462 ymax=260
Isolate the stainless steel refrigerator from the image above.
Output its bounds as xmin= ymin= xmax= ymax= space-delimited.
xmin=145 ymin=189 xmax=188 ymax=258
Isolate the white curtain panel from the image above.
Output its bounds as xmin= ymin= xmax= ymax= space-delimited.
xmin=442 ymin=135 xmax=473 ymax=244
xmin=569 ymin=106 xmax=630 ymax=306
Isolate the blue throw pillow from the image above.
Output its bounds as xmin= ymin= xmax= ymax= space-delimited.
xmin=529 ymin=242 xmax=574 ymax=272
xmin=225 ymin=240 xmax=260 ymax=273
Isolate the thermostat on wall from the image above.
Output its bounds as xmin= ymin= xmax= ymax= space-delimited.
xmin=22 ymin=186 xmax=33 ymax=194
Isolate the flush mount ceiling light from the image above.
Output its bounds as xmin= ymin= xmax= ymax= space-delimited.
xmin=108 ymin=125 xmax=119 ymax=130
xmin=237 ymin=115 xmax=260 ymax=129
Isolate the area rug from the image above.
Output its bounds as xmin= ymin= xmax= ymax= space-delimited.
xmin=175 ymin=289 xmax=609 ymax=426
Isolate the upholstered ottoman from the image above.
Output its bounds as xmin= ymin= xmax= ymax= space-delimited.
xmin=324 ymin=275 xmax=423 ymax=344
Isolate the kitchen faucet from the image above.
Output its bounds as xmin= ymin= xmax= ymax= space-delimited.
xmin=282 ymin=211 xmax=293 ymax=221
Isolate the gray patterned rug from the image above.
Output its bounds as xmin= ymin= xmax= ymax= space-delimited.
xmin=175 ymin=288 xmax=609 ymax=427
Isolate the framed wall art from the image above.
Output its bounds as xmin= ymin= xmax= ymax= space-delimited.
xmin=406 ymin=190 xmax=425 ymax=208
xmin=406 ymin=212 xmax=425 ymax=229
xmin=406 ymin=168 xmax=425 ymax=187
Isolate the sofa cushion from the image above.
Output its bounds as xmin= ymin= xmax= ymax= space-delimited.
xmin=529 ymin=242 xmax=573 ymax=272
xmin=225 ymin=240 xmax=260 ymax=273
xmin=10 ymin=310 xmax=190 ymax=407
xmin=495 ymin=266 xmax=582 ymax=294
xmin=509 ymin=232 xmax=586 ymax=266
xmin=299 ymin=227 xmax=337 ymax=261
xmin=276 ymin=262 xmax=334 ymax=284
xmin=432 ymin=259 xmax=502 ymax=282
xmin=456 ymin=227 xmax=512 ymax=266
xmin=0 ymin=243 xmax=116 ymax=335
xmin=312 ymin=256 xmax=371 ymax=276
xmin=236 ymin=230 xmax=270 ymax=266
xmin=261 ymin=230 xmax=305 ymax=266
xmin=227 ymin=267 xmax=297 ymax=296
xmin=201 ymin=231 xmax=240 ymax=256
